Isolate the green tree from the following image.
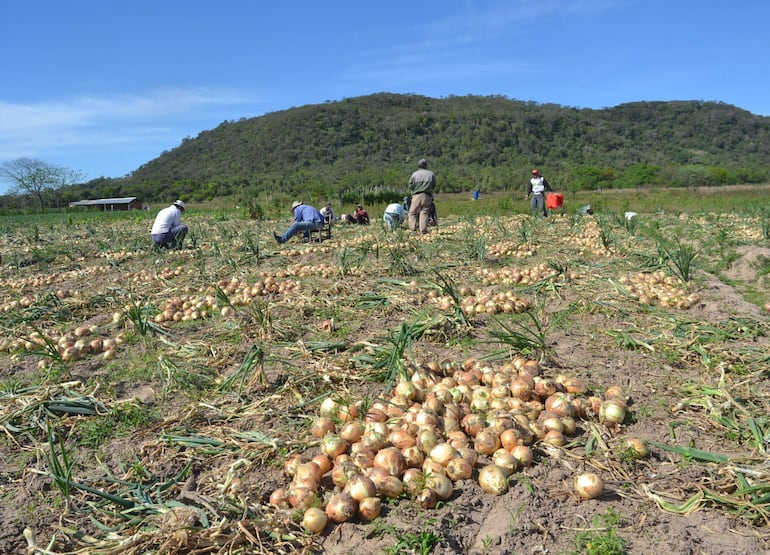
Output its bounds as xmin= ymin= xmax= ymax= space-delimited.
xmin=0 ymin=158 xmax=84 ymax=208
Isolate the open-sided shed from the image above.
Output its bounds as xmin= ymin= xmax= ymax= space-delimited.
xmin=69 ymin=197 xmax=142 ymax=211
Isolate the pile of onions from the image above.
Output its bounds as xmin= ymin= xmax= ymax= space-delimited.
xmin=269 ymin=355 xmax=634 ymax=530
xmin=619 ymin=271 xmax=700 ymax=309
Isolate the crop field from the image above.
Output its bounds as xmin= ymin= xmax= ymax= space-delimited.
xmin=1 ymin=193 xmax=769 ymax=554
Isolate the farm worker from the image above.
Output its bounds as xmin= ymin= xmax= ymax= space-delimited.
xmin=151 ymin=200 xmax=188 ymax=249
xmin=319 ymin=201 xmax=335 ymax=222
xmin=525 ymin=169 xmax=553 ymax=217
xmin=383 ymin=202 xmax=407 ymax=230
xmin=273 ymin=201 xmax=325 ymax=244
xmin=408 ymin=158 xmax=436 ymax=234
xmin=351 ymin=204 xmax=370 ymax=225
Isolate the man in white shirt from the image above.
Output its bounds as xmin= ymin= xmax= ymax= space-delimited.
xmin=319 ymin=202 xmax=335 ymax=222
xmin=383 ymin=202 xmax=407 ymax=230
xmin=151 ymin=200 xmax=188 ymax=249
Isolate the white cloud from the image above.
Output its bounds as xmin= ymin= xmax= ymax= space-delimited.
xmin=0 ymin=88 xmax=258 ymax=164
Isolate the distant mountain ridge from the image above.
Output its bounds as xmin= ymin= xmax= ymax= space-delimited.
xmin=75 ymin=93 xmax=770 ymax=203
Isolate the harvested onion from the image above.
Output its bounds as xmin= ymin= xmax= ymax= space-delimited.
xmin=478 ymin=464 xmax=509 ymax=495
xmin=302 ymin=507 xmax=327 ymax=534
xmin=325 ymin=492 xmax=357 ymax=523
xmin=358 ymin=496 xmax=382 ymax=520
xmin=574 ymin=472 xmax=604 ymax=500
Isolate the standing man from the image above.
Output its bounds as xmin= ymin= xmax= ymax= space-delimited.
xmin=273 ymin=201 xmax=325 ymax=244
xmin=151 ymin=200 xmax=188 ymax=249
xmin=408 ymin=158 xmax=436 ymax=234
xmin=525 ymin=169 xmax=553 ymax=217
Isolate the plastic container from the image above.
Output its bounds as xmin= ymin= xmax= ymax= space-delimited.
xmin=546 ymin=193 xmax=564 ymax=209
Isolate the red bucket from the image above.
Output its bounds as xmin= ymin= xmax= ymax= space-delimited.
xmin=546 ymin=193 xmax=563 ymax=209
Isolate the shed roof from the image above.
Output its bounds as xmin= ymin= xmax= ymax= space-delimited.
xmin=69 ymin=197 xmax=138 ymax=207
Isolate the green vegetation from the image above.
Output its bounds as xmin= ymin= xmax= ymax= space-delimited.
xmin=2 ymin=94 xmax=770 ymax=211
xmin=573 ymin=509 xmax=628 ymax=555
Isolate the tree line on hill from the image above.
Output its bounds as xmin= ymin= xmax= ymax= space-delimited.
xmin=2 ymin=93 xmax=769 ymax=210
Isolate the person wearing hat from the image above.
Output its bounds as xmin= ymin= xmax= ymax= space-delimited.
xmin=408 ymin=158 xmax=437 ymax=234
xmin=273 ymin=201 xmax=325 ymax=244
xmin=525 ymin=169 xmax=553 ymax=217
xmin=150 ymin=200 xmax=188 ymax=249
xmin=351 ymin=203 xmax=370 ymax=225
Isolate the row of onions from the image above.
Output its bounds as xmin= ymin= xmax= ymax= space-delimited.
xmin=475 ymin=264 xmax=580 ymax=286
xmin=0 ymin=325 xmax=123 ymax=363
xmin=618 ymin=271 xmax=701 ymax=309
xmin=270 ymin=356 xmax=646 ymax=534
xmin=427 ymin=289 xmax=531 ymax=315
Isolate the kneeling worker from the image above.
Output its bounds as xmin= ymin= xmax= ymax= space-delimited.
xmin=151 ymin=200 xmax=188 ymax=249
xmin=383 ymin=202 xmax=407 ymax=231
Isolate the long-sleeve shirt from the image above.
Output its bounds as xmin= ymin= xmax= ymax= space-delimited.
xmin=384 ymin=203 xmax=407 ymax=222
xmin=294 ymin=204 xmax=324 ymax=224
xmin=150 ymin=205 xmax=182 ymax=234
xmin=409 ymin=168 xmax=436 ymax=195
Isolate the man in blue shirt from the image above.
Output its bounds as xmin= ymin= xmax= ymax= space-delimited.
xmin=274 ymin=201 xmax=325 ymax=244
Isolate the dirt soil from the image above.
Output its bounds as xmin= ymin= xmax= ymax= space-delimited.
xmin=0 ymin=212 xmax=769 ymax=555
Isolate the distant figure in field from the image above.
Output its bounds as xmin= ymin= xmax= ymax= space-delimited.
xmin=320 ymin=201 xmax=335 ymax=222
xmin=408 ymin=158 xmax=436 ymax=234
xmin=351 ymin=204 xmax=370 ymax=225
xmin=525 ymin=169 xmax=553 ymax=217
xmin=151 ymin=200 xmax=188 ymax=249
xmin=383 ymin=202 xmax=407 ymax=230
xmin=273 ymin=201 xmax=324 ymax=244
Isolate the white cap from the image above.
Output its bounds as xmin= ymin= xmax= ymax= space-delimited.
xmin=173 ymin=200 xmax=185 ymax=210
xmin=292 ymin=201 xmax=303 ymax=209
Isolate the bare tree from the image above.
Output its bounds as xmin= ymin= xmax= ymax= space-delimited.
xmin=0 ymin=158 xmax=84 ymax=208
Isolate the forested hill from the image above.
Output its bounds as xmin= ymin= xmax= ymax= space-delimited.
xmin=76 ymin=93 xmax=770 ymax=203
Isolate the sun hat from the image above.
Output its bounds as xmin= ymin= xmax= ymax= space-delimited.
xmin=173 ymin=200 xmax=186 ymax=210
xmin=291 ymin=201 xmax=303 ymax=209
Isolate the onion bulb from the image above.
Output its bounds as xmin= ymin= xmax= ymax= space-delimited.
xmin=374 ymin=447 xmax=406 ymax=477
xmin=268 ymin=487 xmax=289 ymax=508
xmin=302 ymin=507 xmax=328 ymax=534
xmin=426 ymin=473 xmax=454 ymax=500
xmin=358 ymin=496 xmax=382 ymax=520
xmin=478 ymin=464 xmax=509 ymax=495
xmin=474 ymin=428 xmax=501 ymax=456
xmin=339 ymin=420 xmax=365 ymax=443
xmin=402 ymin=468 xmax=424 ymax=495
xmin=284 ymin=454 xmax=307 ymax=478
xmin=325 ymin=492 xmax=357 ymax=523
xmin=321 ymin=433 xmax=349 ymax=459
xmin=418 ymin=487 xmax=438 ymax=509
xmin=429 ymin=443 xmax=459 ymax=467
xmin=622 ymin=437 xmax=650 ymax=459
xmin=345 ymin=474 xmax=376 ymax=502
xmin=574 ymin=472 xmax=604 ymax=500
xmin=311 ymin=416 xmax=336 ymax=439
xmin=599 ymin=399 xmax=627 ymax=425
xmin=511 ymin=444 xmax=534 ymax=467
xmin=445 ymin=457 xmax=473 ymax=481
xmin=491 ymin=449 xmax=518 ymax=477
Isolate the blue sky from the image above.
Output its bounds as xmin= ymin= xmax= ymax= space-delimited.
xmin=1 ymin=0 xmax=768 ymax=193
